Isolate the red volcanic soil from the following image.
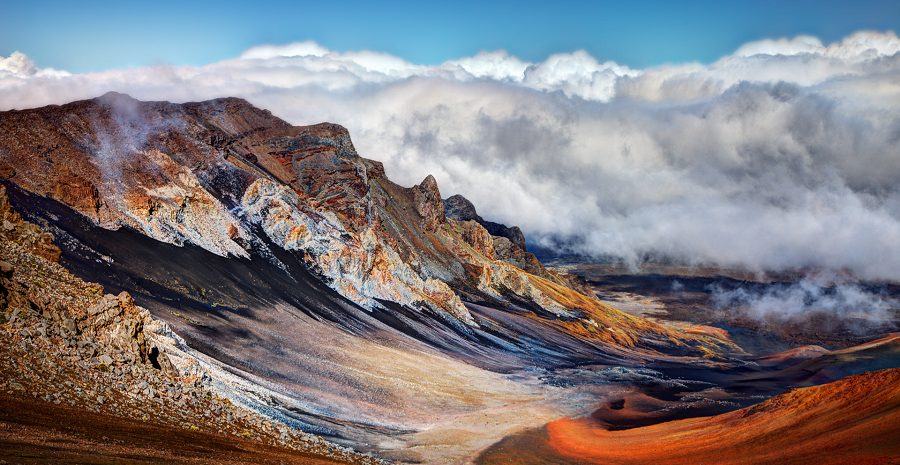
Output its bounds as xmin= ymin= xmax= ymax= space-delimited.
xmin=479 ymin=368 xmax=900 ymax=465
xmin=0 ymin=393 xmax=357 ymax=465
xmin=756 ymin=344 xmax=830 ymax=366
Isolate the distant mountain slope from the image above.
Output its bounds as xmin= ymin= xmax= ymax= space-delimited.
xmin=478 ymin=367 xmax=900 ymax=465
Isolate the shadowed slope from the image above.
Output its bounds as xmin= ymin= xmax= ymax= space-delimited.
xmin=744 ymin=333 xmax=900 ymax=387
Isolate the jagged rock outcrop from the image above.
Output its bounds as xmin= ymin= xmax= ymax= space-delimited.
xmin=444 ymin=193 xmax=595 ymax=298
xmin=413 ymin=175 xmax=445 ymax=233
xmin=453 ymin=220 xmax=494 ymax=259
xmin=492 ymin=236 xmax=545 ymax=273
xmin=0 ymin=185 xmax=60 ymax=262
xmin=444 ymin=194 xmax=526 ymax=250
xmin=82 ymin=292 xmax=151 ymax=364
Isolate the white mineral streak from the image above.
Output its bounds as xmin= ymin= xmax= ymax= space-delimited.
xmin=115 ymin=150 xmax=251 ymax=258
xmin=242 ymin=178 xmax=475 ymax=325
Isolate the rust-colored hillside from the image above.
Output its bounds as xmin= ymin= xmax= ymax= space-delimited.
xmin=480 ymin=367 xmax=900 ymax=465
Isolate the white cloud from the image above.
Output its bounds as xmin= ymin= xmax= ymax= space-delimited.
xmin=445 ymin=50 xmax=531 ymax=82
xmin=732 ymin=35 xmax=826 ymax=57
xmin=712 ymin=273 xmax=899 ymax=322
xmin=0 ymin=51 xmax=69 ymax=79
xmin=2 ymin=31 xmax=900 ymax=281
xmin=0 ymin=51 xmax=38 ymax=76
xmin=731 ymin=30 xmax=900 ymax=61
xmin=521 ymin=50 xmax=639 ymax=101
xmin=239 ymin=41 xmax=330 ymax=59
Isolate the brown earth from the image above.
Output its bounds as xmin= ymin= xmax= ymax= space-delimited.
xmin=0 ymin=393 xmax=359 ymax=465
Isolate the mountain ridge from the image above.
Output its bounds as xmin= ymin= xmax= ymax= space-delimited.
xmin=0 ymin=92 xmax=723 ymax=354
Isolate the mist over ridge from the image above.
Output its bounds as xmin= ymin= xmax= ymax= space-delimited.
xmin=2 ymin=31 xmax=900 ymax=280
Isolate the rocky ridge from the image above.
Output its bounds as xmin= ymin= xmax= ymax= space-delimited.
xmin=0 ymin=94 xmax=721 ymax=353
xmin=0 ymin=184 xmax=381 ymax=464
xmin=443 ymin=194 xmax=595 ymax=298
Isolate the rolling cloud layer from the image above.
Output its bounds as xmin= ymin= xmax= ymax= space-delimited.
xmin=711 ymin=275 xmax=899 ymax=323
xmin=2 ymin=31 xmax=900 ymax=280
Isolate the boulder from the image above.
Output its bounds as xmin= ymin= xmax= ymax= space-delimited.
xmin=81 ymin=291 xmax=150 ymax=364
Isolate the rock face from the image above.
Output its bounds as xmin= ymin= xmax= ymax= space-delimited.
xmin=444 ymin=194 xmax=527 ymax=250
xmin=444 ymin=193 xmax=595 ymax=298
xmin=413 ymin=175 xmax=445 ymax=233
xmin=83 ymin=291 xmax=151 ymax=365
xmin=453 ymin=220 xmax=494 ymax=259
xmin=0 ymin=185 xmax=60 ymax=263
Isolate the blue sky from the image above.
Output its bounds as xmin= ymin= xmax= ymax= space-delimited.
xmin=3 ymin=0 xmax=899 ymax=73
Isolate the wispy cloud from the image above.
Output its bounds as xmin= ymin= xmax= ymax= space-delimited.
xmin=2 ymin=31 xmax=900 ymax=280
xmin=710 ymin=273 xmax=899 ymax=322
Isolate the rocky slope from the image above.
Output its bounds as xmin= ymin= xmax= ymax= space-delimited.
xmin=443 ymin=193 xmax=595 ymax=298
xmin=0 ymin=185 xmax=380 ymax=464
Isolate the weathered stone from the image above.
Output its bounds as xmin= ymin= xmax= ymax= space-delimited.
xmin=413 ymin=175 xmax=445 ymax=233
xmin=444 ymin=194 xmax=528 ymax=251
xmin=453 ymin=220 xmax=495 ymax=259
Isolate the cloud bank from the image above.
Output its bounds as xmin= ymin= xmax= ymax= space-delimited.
xmin=2 ymin=31 xmax=900 ymax=280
